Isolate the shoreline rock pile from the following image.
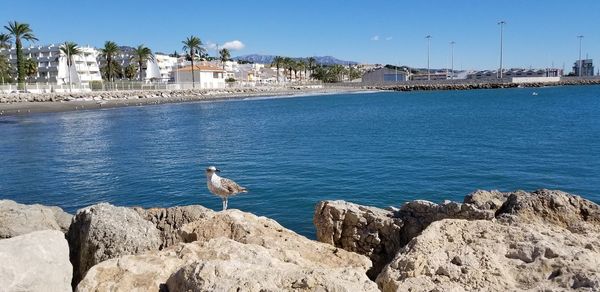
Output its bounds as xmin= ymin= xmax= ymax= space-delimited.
xmin=0 ymin=188 xmax=598 ymax=291
xmin=0 ymin=86 xmax=313 ymax=104
xmin=313 ymin=189 xmax=600 ymax=290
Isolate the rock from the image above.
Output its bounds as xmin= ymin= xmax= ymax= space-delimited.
xmin=396 ymin=199 xmax=494 ymax=240
xmin=134 ymin=205 xmax=214 ymax=249
xmin=314 ymin=200 xmax=403 ymax=279
xmin=0 ymin=199 xmax=72 ymax=238
xmin=67 ymin=203 xmax=161 ymax=286
xmin=165 ymin=238 xmax=378 ymax=292
xmin=0 ymin=230 xmax=72 ymax=291
xmin=463 ymin=189 xmax=511 ymax=211
xmin=78 ymin=209 xmax=377 ymax=291
xmin=496 ymin=189 xmax=600 ymax=231
xmin=376 ymin=219 xmax=600 ymax=291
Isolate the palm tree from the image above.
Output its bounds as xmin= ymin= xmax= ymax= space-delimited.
xmin=130 ymin=44 xmax=154 ymax=81
xmin=100 ymin=60 xmax=122 ymax=80
xmin=124 ymin=64 xmax=137 ymax=80
xmin=0 ymin=33 xmax=11 ymax=49
xmin=23 ymin=58 xmax=37 ymax=82
xmin=219 ymin=48 xmax=230 ymax=70
xmin=0 ymin=53 xmax=11 ymax=83
xmin=99 ymin=41 xmax=120 ymax=82
xmin=307 ymin=57 xmax=316 ymax=79
xmin=4 ymin=21 xmax=38 ymax=85
xmin=181 ymin=36 xmax=205 ymax=88
xmin=271 ymin=56 xmax=284 ymax=83
xmin=283 ymin=57 xmax=294 ymax=81
xmin=60 ymin=42 xmax=82 ymax=92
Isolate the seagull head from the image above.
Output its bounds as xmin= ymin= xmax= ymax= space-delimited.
xmin=205 ymin=166 xmax=220 ymax=174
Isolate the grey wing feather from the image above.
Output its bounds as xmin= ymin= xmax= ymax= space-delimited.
xmin=221 ymin=177 xmax=248 ymax=193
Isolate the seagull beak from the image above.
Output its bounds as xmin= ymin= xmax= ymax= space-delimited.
xmin=216 ymin=169 xmax=221 ymax=173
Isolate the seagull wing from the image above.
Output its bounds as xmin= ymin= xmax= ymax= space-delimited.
xmin=221 ymin=177 xmax=248 ymax=194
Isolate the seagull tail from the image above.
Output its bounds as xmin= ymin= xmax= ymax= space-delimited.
xmin=240 ymin=187 xmax=248 ymax=193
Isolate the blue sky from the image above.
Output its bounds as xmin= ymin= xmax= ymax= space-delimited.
xmin=1 ymin=0 xmax=599 ymax=70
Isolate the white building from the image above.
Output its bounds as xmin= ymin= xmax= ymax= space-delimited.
xmin=99 ymin=46 xmax=176 ymax=82
xmin=0 ymin=44 xmax=102 ymax=84
xmin=154 ymin=54 xmax=177 ymax=81
xmin=171 ymin=63 xmax=226 ymax=89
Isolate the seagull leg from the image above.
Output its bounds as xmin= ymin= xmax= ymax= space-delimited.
xmin=222 ymin=198 xmax=227 ymax=211
xmin=224 ymin=198 xmax=228 ymax=210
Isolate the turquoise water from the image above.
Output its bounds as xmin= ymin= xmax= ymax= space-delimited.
xmin=1 ymin=86 xmax=599 ymax=237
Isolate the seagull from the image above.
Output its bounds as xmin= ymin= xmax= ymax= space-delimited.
xmin=205 ymin=166 xmax=247 ymax=210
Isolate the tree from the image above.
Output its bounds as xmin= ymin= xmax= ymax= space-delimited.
xmin=182 ymin=35 xmax=205 ymax=88
xmin=4 ymin=21 xmax=38 ymax=85
xmin=219 ymin=48 xmax=230 ymax=70
xmin=100 ymin=60 xmax=122 ymax=80
xmin=307 ymin=57 xmax=316 ymax=80
xmin=271 ymin=56 xmax=284 ymax=83
xmin=99 ymin=41 xmax=120 ymax=82
xmin=23 ymin=57 xmax=37 ymax=82
xmin=124 ymin=64 xmax=137 ymax=80
xmin=0 ymin=33 xmax=11 ymax=49
xmin=60 ymin=42 xmax=82 ymax=90
xmin=130 ymin=44 xmax=154 ymax=81
xmin=0 ymin=53 xmax=12 ymax=83
xmin=282 ymin=57 xmax=294 ymax=81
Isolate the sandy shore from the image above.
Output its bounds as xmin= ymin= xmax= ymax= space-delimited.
xmin=0 ymin=87 xmax=372 ymax=117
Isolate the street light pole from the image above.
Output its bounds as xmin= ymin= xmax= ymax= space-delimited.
xmin=577 ymin=35 xmax=584 ymax=77
xmin=450 ymin=41 xmax=455 ymax=80
xmin=498 ymin=21 xmax=506 ymax=79
xmin=426 ymin=35 xmax=432 ymax=81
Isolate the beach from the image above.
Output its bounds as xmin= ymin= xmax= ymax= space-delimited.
xmin=0 ymin=86 xmax=372 ymax=116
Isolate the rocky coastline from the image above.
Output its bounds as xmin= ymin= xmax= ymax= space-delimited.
xmin=0 ymin=189 xmax=599 ymax=291
xmin=367 ymin=78 xmax=600 ymax=92
xmin=0 ymin=86 xmax=366 ymax=116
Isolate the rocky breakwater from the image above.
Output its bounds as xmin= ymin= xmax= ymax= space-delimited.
xmin=314 ymin=189 xmax=600 ymax=291
xmin=0 ymin=86 xmax=310 ymax=104
xmin=0 ymin=199 xmax=377 ymax=291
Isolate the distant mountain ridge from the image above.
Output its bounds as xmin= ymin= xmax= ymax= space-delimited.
xmin=233 ymin=54 xmax=358 ymax=65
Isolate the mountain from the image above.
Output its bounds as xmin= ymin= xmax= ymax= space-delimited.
xmin=232 ymin=54 xmax=358 ymax=65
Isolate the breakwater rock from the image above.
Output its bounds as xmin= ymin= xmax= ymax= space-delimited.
xmin=314 ymin=189 xmax=600 ymax=291
xmin=367 ymin=78 xmax=600 ymax=92
xmin=0 ymin=86 xmax=312 ymax=104
xmin=1 ymin=189 xmax=598 ymax=291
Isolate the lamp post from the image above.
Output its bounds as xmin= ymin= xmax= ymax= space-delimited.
xmin=498 ymin=21 xmax=506 ymax=78
xmin=577 ymin=35 xmax=584 ymax=77
xmin=449 ymin=41 xmax=455 ymax=80
xmin=426 ymin=35 xmax=432 ymax=81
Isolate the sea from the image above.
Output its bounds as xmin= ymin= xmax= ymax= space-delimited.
xmin=1 ymin=85 xmax=599 ymax=238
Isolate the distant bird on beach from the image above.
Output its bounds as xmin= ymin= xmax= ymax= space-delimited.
xmin=205 ymin=166 xmax=247 ymax=210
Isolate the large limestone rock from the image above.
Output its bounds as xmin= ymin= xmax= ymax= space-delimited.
xmin=313 ymin=200 xmax=403 ymax=279
xmin=396 ymin=199 xmax=494 ymax=244
xmin=463 ymin=189 xmax=511 ymax=211
xmin=0 ymin=199 xmax=72 ymax=238
xmin=0 ymin=230 xmax=72 ymax=291
xmin=313 ymin=197 xmax=493 ymax=278
xmin=67 ymin=203 xmax=161 ymax=286
xmin=77 ymin=209 xmax=377 ymax=291
xmin=496 ymin=189 xmax=600 ymax=230
xmin=134 ymin=205 xmax=214 ymax=249
xmin=376 ymin=219 xmax=600 ymax=291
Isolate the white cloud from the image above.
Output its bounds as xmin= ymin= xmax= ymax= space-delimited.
xmin=206 ymin=42 xmax=218 ymax=50
xmin=222 ymin=40 xmax=245 ymax=51
xmin=385 ymin=36 xmax=393 ymax=41
xmin=371 ymin=35 xmax=380 ymax=41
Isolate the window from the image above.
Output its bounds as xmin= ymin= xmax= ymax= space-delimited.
xmin=213 ymin=72 xmax=219 ymax=79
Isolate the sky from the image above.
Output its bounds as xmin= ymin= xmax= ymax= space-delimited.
xmin=1 ymin=0 xmax=599 ymax=71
